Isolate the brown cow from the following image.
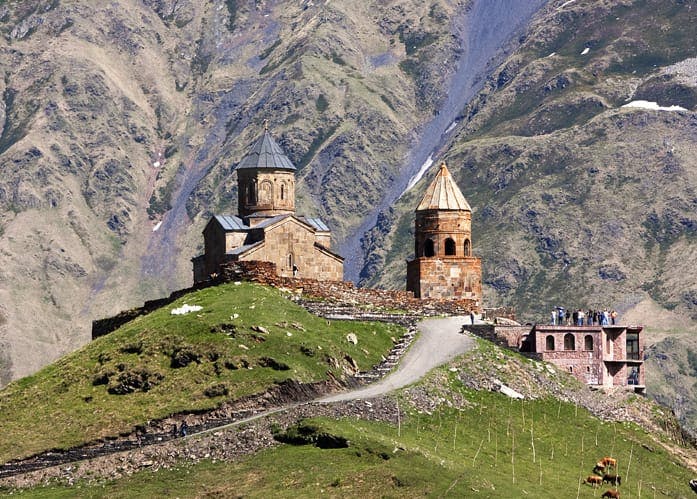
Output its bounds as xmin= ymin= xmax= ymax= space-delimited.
xmin=600 ymin=456 xmax=617 ymax=468
xmin=584 ymin=475 xmax=603 ymax=487
xmin=593 ymin=463 xmax=606 ymax=475
xmin=601 ymin=490 xmax=620 ymax=499
xmin=603 ymin=474 xmax=621 ymax=486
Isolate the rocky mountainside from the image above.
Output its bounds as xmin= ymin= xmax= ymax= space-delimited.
xmin=0 ymin=0 xmax=525 ymax=383
xmin=359 ymin=0 xmax=697 ymax=433
xmin=1 ymin=0 xmax=697 ymax=438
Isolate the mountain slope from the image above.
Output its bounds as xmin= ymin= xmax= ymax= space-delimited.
xmin=359 ymin=0 xmax=697 ymax=436
xmin=0 ymin=0 xmax=491 ymax=384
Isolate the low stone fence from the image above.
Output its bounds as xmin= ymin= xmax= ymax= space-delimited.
xmin=462 ymin=324 xmax=532 ymax=350
xmin=92 ymin=260 xmax=479 ymax=339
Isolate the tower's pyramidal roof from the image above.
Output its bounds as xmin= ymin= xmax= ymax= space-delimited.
xmin=416 ymin=162 xmax=471 ymax=211
xmin=236 ymin=126 xmax=296 ymax=171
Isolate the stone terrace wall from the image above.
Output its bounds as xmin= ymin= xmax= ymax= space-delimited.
xmin=220 ymin=261 xmax=479 ymax=316
xmin=93 ymin=261 xmax=479 ymax=339
xmin=463 ymin=324 xmax=532 ymax=349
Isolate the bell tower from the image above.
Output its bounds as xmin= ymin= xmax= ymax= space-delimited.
xmin=236 ymin=125 xmax=296 ymax=224
xmin=406 ymin=162 xmax=482 ymax=304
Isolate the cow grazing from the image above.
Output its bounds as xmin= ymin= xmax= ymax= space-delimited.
xmin=584 ymin=475 xmax=603 ymax=487
xmin=593 ymin=463 xmax=606 ymax=475
xmin=600 ymin=456 xmax=617 ymax=468
xmin=603 ymin=474 xmax=621 ymax=486
xmin=601 ymin=490 xmax=620 ymax=499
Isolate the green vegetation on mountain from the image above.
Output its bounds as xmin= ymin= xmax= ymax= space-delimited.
xmin=1 ymin=0 xmax=697 ymax=476
xmin=359 ymin=0 xmax=697 ymax=434
xmin=0 ymin=282 xmax=403 ymax=462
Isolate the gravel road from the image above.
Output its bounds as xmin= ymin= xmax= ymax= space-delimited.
xmin=321 ymin=316 xmax=474 ymax=402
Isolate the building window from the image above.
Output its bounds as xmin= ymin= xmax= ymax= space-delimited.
xmin=280 ymin=183 xmax=285 ymax=200
xmin=626 ymin=332 xmax=640 ymax=360
xmin=586 ymin=366 xmax=591 ymax=373
xmin=424 ymin=238 xmax=435 ymax=257
xmin=444 ymin=238 xmax=456 ymax=256
xmin=584 ymin=335 xmax=593 ymax=351
xmin=287 ymin=253 xmax=294 ymax=268
xmin=546 ymin=335 xmax=555 ymax=351
xmin=564 ymin=333 xmax=576 ymax=351
xmin=259 ymin=181 xmax=273 ymax=204
xmin=464 ymin=239 xmax=471 ymax=256
xmin=569 ymin=366 xmax=573 ymax=373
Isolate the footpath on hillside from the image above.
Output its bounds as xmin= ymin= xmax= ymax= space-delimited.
xmin=0 ymin=316 xmax=473 ymax=484
xmin=322 ymin=316 xmax=474 ymax=402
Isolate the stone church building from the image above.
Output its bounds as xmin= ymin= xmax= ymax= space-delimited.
xmin=406 ymin=162 xmax=482 ymax=305
xmin=192 ymin=128 xmax=343 ymax=283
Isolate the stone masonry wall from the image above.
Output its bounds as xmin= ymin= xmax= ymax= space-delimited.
xmin=93 ymin=260 xmax=478 ymax=339
xmin=239 ymin=218 xmax=342 ymax=281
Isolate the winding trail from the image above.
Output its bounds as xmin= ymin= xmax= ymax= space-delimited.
xmin=322 ymin=316 xmax=474 ymax=402
xmin=0 ymin=317 xmax=473 ymax=480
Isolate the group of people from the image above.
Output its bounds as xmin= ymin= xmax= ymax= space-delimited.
xmin=550 ymin=307 xmax=618 ymax=326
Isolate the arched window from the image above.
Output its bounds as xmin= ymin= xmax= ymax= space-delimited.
xmin=424 ymin=238 xmax=435 ymax=257
xmin=564 ymin=333 xmax=576 ymax=351
xmin=280 ymin=183 xmax=285 ymax=200
xmin=584 ymin=335 xmax=593 ymax=351
xmin=287 ymin=253 xmax=294 ymax=268
xmin=259 ymin=180 xmax=273 ymax=204
xmin=464 ymin=239 xmax=471 ymax=256
xmin=247 ymin=183 xmax=256 ymax=204
xmin=569 ymin=366 xmax=573 ymax=373
xmin=445 ymin=238 xmax=456 ymax=256
xmin=546 ymin=335 xmax=555 ymax=351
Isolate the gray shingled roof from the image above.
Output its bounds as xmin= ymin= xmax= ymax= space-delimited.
xmin=250 ymin=214 xmax=290 ymax=229
xmin=226 ymin=240 xmax=264 ymax=256
xmin=303 ymin=217 xmax=330 ymax=232
xmin=214 ymin=215 xmax=247 ymax=231
xmin=236 ymin=130 xmax=296 ymax=171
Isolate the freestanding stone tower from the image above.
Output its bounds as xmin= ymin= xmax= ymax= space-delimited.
xmin=406 ymin=162 xmax=482 ymax=304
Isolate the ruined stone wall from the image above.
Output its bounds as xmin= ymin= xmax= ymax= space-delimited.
xmin=463 ymin=325 xmax=531 ymax=349
xmin=93 ymin=260 xmax=478 ymax=339
xmin=220 ymin=261 xmax=476 ymax=315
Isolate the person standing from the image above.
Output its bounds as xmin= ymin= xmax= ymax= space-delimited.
xmin=551 ymin=309 xmax=557 ymax=325
xmin=577 ymin=309 xmax=585 ymax=326
xmin=610 ymin=310 xmax=617 ymax=325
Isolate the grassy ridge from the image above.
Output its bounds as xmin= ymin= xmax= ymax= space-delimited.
xmin=0 ymin=283 xmax=403 ymax=462
xmin=17 ymin=366 xmax=695 ymax=498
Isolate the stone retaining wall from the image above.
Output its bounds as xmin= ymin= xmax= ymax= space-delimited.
xmin=463 ymin=324 xmax=532 ymax=349
xmin=92 ymin=260 xmax=479 ymax=339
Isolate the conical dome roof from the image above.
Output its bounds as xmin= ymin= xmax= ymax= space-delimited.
xmin=416 ymin=162 xmax=471 ymax=211
xmin=236 ymin=127 xmax=296 ymax=171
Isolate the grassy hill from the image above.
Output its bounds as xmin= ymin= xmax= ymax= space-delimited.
xmin=5 ymin=336 xmax=696 ymax=498
xmin=0 ymin=282 xmax=404 ymax=463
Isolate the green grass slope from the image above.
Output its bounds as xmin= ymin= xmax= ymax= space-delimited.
xmin=0 ymin=282 xmax=403 ymax=463
xmin=14 ymin=339 xmax=697 ymax=498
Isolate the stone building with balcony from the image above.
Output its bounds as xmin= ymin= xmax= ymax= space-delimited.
xmin=191 ymin=127 xmax=343 ymax=283
xmin=521 ymin=324 xmax=645 ymax=393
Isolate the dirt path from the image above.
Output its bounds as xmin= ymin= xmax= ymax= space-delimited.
xmin=0 ymin=316 xmax=472 ymax=483
xmin=321 ymin=316 xmax=473 ymax=402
